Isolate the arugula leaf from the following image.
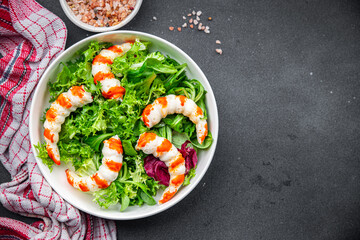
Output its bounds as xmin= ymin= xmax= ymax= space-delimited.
xmin=120 ymin=194 xmax=130 ymax=212
xmin=84 ymin=132 xmax=114 ymax=152
xmin=171 ymin=131 xmax=188 ymax=149
xmin=139 ymin=190 xmax=156 ymax=206
xmin=191 ymin=132 xmax=213 ymax=149
xmin=122 ymin=140 xmax=137 ymax=156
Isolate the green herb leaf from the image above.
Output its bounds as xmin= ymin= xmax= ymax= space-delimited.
xmin=120 ymin=194 xmax=130 ymax=211
xmin=139 ymin=190 xmax=157 ymax=206
xmin=122 ymin=140 xmax=137 ymax=156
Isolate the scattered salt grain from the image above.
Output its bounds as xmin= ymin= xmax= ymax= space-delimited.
xmin=160 ymin=8 xmax=217 ymax=46
xmin=204 ymin=25 xmax=210 ymax=33
xmin=216 ymin=49 xmax=223 ymax=54
xmin=153 ymin=16 xmax=157 ymax=21
xmin=310 ymin=72 xmax=313 ymax=76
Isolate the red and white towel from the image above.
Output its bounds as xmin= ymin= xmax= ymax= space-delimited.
xmin=0 ymin=0 xmax=116 ymax=239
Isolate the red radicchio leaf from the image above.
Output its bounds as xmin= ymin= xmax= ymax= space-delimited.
xmin=178 ymin=140 xmax=198 ymax=174
xmin=143 ymin=141 xmax=198 ymax=186
xmin=144 ymin=155 xmax=170 ymax=186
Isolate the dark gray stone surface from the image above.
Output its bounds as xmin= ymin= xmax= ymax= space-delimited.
xmin=1 ymin=0 xmax=360 ymax=239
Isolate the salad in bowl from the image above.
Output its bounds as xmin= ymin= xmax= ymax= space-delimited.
xmin=30 ymin=31 xmax=218 ymax=219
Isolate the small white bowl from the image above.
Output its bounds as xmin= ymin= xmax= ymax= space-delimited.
xmin=59 ymin=0 xmax=143 ymax=32
xmin=29 ymin=31 xmax=219 ymax=220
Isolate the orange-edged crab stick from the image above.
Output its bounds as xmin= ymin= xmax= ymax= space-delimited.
xmin=136 ymin=132 xmax=186 ymax=204
xmin=43 ymin=85 xmax=93 ymax=165
xmin=91 ymin=42 xmax=132 ymax=100
xmin=141 ymin=95 xmax=208 ymax=144
xmin=66 ymin=135 xmax=123 ymax=192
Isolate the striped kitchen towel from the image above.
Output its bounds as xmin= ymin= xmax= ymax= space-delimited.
xmin=0 ymin=0 xmax=116 ymax=239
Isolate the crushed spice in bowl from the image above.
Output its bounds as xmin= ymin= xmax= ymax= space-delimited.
xmin=66 ymin=0 xmax=136 ymax=27
xmin=60 ymin=0 xmax=142 ymax=32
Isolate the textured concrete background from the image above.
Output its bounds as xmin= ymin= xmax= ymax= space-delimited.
xmin=1 ymin=0 xmax=360 ymax=239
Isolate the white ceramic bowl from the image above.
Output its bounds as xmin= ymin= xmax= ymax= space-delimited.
xmin=59 ymin=0 xmax=143 ymax=32
xmin=29 ymin=31 xmax=219 ymax=220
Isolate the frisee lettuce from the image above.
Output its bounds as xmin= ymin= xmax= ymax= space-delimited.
xmin=34 ymin=143 xmax=54 ymax=170
xmin=36 ymin=39 xmax=213 ymax=211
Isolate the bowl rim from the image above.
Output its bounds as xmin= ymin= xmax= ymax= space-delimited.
xmin=59 ymin=0 xmax=143 ymax=32
xmin=29 ymin=30 xmax=219 ymax=220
